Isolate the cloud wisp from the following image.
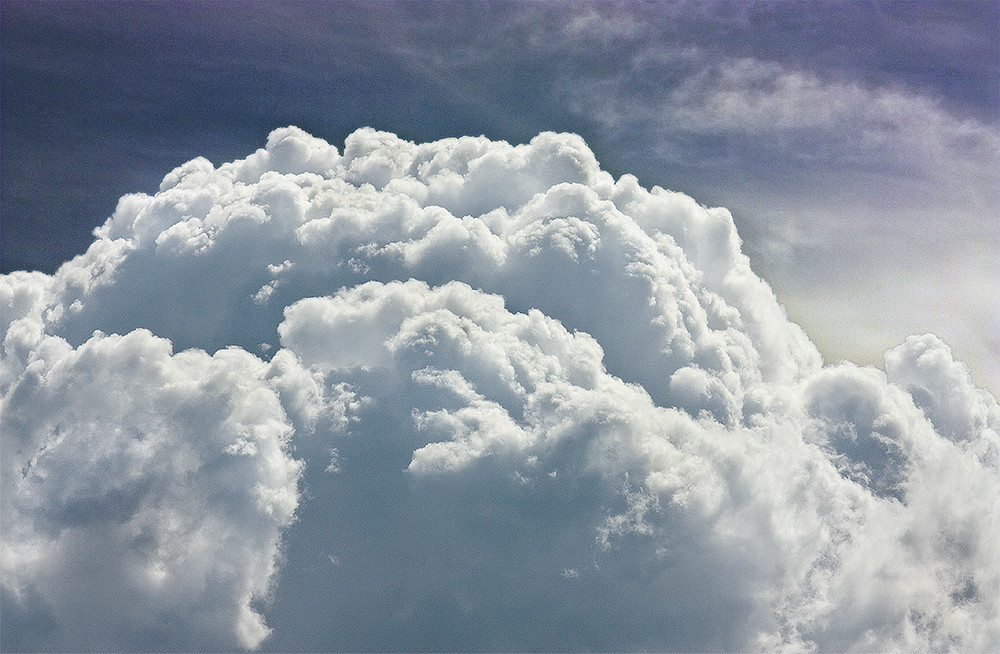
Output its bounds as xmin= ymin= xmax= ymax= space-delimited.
xmin=2 ymin=127 xmax=997 ymax=651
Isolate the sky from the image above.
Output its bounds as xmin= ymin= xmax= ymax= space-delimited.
xmin=1 ymin=1 xmax=999 ymax=652
xmin=2 ymin=0 xmax=998 ymax=392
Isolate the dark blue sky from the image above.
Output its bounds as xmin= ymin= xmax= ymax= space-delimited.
xmin=3 ymin=0 xmax=996 ymax=273
xmin=2 ymin=0 xmax=998 ymax=389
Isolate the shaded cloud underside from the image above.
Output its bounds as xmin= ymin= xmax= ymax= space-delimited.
xmin=2 ymin=127 xmax=998 ymax=652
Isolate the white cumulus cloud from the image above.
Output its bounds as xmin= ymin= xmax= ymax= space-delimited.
xmin=0 ymin=326 xmax=303 ymax=650
xmin=2 ymin=126 xmax=997 ymax=652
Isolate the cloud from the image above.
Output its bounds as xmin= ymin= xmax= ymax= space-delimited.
xmin=2 ymin=127 xmax=997 ymax=651
xmin=550 ymin=42 xmax=1000 ymax=392
xmin=631 ymin=54 xmax=1000 ymax=190
xmin=0 ymin=326 xmax=304 ymax=650
xmin=371 ymin=0 xmax=999 ymax=393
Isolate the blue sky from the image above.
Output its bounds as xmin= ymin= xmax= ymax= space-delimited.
xmin=2 ymin=0 xmax=997 ymax=391
xmin=1 ymin=2 xmax=999 ymax=652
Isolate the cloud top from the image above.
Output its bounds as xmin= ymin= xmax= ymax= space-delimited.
xmin=2 ymin=127 xmax=997 ymax=652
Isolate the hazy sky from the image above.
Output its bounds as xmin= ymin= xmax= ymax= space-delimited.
xmin=1 ymin=2 xmax=999 ymax=652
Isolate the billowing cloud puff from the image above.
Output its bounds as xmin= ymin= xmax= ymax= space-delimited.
xmin=0 ymin=325 xmax=303 ymax=650
xmin=2 ymin=127 xmax=997 ymax=652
